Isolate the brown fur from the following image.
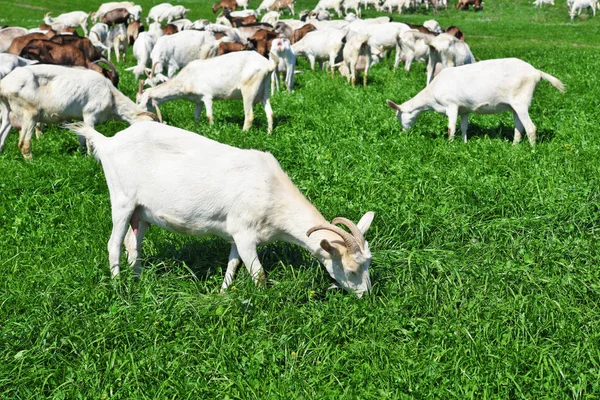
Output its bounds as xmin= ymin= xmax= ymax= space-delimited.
xmin=250 ymin=29 xmax=279 ymax=58
xmin=162 ymin=24 xmax=179 ymax=35
xmin=291 ymin=23 xmax=316 ymax=44
xmin=101 ymin=8 xmax=131 ymax=26
xmin=212 ymin=0 xmax=238 ymax=13
xmin=455 ymin=0 xmax=482 ymax=10
xmin=7 ymin=31 xmax=56 ymax=55
xmin=444 ymin=26 xmax=465 ymax=41
xmin=127 ymin=21 xmax=144 ymax=45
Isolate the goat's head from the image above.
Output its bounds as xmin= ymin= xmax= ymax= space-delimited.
xmin=386 ymin=99 xmax=418 ymax=130
xmin=307 ymin=212 xmax=375 ymax=297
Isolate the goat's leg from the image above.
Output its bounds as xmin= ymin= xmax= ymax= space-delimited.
xmin=194 ymin=102 xmax=204 ymax=123
xmin=241 ymin=93 xmax=255 ymax=131
xmin=308 ymin=54 xmax=316 ymax=70
xmin=18 ymin=116 xmax=36 ymax=160
xmin=512 ymin=110 xmax=524 ymax=145
xmin=513 ymin=105 xmax=536 ymax=146
xmin=204 ymin=98 xmax=214 ymax=125
xmin=0 ymin=99 xmax=12 ymax=154
xmin=446 ymin=105 xmax=458 ymax=141
xmin=460 ymin=114 xmax=469 ymax=143
xmin=234 ymin=237 xmax=266 ymax=286
xmin=263 ymin=94 xmax=274 ymax=134
xmin=124 ymin=210 xmax=149 ymax=277
xmin=220 ymin=243 xmax=242 ymax=293
xmin=108 ymin=202 xmax=136 ymax=278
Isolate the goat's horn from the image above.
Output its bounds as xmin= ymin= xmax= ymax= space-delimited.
xmin=331 ymin=217 xmax=365 ymax=249
xmin=138 ymin=80 xmax=144 ymax=96
xmin=152 ymin=100 xmax=162 ymax=123
xmin=307 ymin=223 xmax=360 ymax=253
xmin=150 ymin=61 xmax=158 ymax=78
xmin=100 ymin=57 xmax=118 ymax=76
xmin=44 ymin=12 xmax=52 ymax=18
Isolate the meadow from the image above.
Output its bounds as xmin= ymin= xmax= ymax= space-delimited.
xmin=1 ymin=0 xmax=600 ymax=397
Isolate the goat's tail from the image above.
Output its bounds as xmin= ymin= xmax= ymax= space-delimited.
xmin=539 ymin=70 xmax=566 ymax=93
xmin=63 ymin=122 xmax=108 ymax=161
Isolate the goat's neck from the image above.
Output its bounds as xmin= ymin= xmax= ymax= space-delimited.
xmin=402 ymin=86 xmax=437 ymax=114
xmin=147 ymin=79 xmax=186 ymax=105
xmin=113 ymin=89 xmax=144 ymax=124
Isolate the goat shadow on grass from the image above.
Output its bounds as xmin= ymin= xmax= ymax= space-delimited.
xmin=422 ymin=123 xmax=555 ymax=144
xmin=145 ymin=238 xmax=315 ymax=283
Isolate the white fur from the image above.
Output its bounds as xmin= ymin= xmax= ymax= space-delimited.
xmin=292 ymin=28 xmax=347 ymax=74
xmin=426 ymin=33 xmax=475 ymax=84
xmin=314 ymin=0 xmax=344 ymax=17
xmin=423 ymin=19 xmax=443 ymax=33
xmin=378 ymin=0 xmax=412 ymax=13
xmin=0 ymin=27 xmax=28 ymax=53
xmin=349 ymin=22 xmax=411 ymax=66
xmin=93 ymin=2 xmax=134 ymax=23
xmin=106 ymin=23 xmax=128 ymax=62
xmin=270 ymin=38 xmax=296 ymax=92
xmin=337 ymin=32 xmax=371 ymax=87
xmin=397 ymin=30 xmax=435 ymax=72
xmin=261 ymin=11 xmax=281 ymax=26
xmin=257 ymin=0 xmax=277 ymax=14
xmin=44 ymin=11 xmax=89 ymax=36
xmin=66 ymin=121 xmax=375 ymax=296
xmin=146 ymin=3 xmax=173 ymax=24
xmin=158 ymin=5 xmax=190 ymax=23
xmin=386 ymin=58 xmax=565 ymax=145
xmin=570 ymin=0 xmax=597 ymax=19
xmin=138 ymin=51 xmax=276 ymax=133
xmin=126 ymin=32 xmax=155 ymax=79
xmin=89 ymin=23 xmax=110 ymax=52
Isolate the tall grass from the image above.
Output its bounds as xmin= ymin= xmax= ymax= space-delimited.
xmin=1 ymin=0 xmax=600 ymax=398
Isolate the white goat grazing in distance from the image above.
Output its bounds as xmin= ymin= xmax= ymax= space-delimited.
xmin=44 ymin=11 xmax=90 ymax=36
xmin=386 ymin=58 xmax=565 ymax=145
xmin=0 ymin=64 xmax=158 ymax=159
xmin=66 ymin=121 xmax=375 ymax=297
xmin=138 ymin=51 xmax=277 ymax=133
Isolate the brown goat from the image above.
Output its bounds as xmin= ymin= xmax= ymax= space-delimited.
xmin=212 ymin=0 xmax=238 ymax=13
xmin=127 ymin=21 xmax=144 ymax=44
xmin=162 ymin=24 xmax=179 ymax=35
xmin=217 ymin=41 xmax=254 ymax=56
xmin=456 ymin=0 xmax=482 ymax=10
xmin=102 ymin=8 xmax=131 ymax=26
xmin=291 ymin=23 xmax=316 ymax=44
xmin=224 ymin=10 xmax=258 ymax=27
xmin=250 ymin=29 xmax=279 ymax=58
xmin=7 ymin=31 xmax=56 ymax=55
xmin=269 ymin=0 xmax=296 ymax=15
xmin=50 ymin=35 xmax=103 ymax=62
xmin=445 ymin=26 xmax=465 ymax=41
xmin=406 ymin=23 xmax=435 ymax=34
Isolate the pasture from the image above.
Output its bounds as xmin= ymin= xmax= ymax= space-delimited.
xmin=2 ymin=0 xmax=600 ymax=397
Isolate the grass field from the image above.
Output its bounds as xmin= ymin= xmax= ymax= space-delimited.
xmin=2 ymin=0 xmax=600 ymax=398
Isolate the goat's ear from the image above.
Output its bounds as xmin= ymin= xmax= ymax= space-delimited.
xmin=320 ymin=239 xmax=341 ymax=256
xmin=356 ymin=212 xmax=375 ymax=235
xmin=386 ymin=99 xmax=400 ymax=111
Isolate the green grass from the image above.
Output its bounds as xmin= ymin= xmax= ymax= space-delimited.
xmin=2 ymin=0 xmax=600 ymax=398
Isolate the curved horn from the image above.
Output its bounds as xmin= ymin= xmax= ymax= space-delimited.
xmin=150 ymin=61 xmax=158 ymax=79
xmin=152 ymin=100 xmax=162 ymax=123
xmin=138 ymin=80 xmax=144 ymax=96
xmin=331 ymin=217 xmax=365 ymax=249
xmin=307 ymin=223 xmax=360 ymax=253
xmin=44 ymin=12 xmax=52 ymax=18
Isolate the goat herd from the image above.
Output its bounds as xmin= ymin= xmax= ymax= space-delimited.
xmin=0 ymin=0 xmax=566 ymax=296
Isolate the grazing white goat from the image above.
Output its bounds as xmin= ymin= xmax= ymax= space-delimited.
xmin=314 ymin=0 xmax=344 ymax=17
xmin=292 ymin=28 xmax=347 ymax=76
xmin=158 ymin=5 xmax=190 ymax=23
xmin=397 ymin=30 xmax=435 ymax=71
xmin=106 ymin=23 xmax=128 ymax=62
xmin=66 ymin=121 xmax=375 ymax=296
xmin=0 ymin=27 xmax=28 ymax=53
xmin=146 ymin=30 xmax=220 ymax=86
xmin=337 ymin=32 xmax=371 ymax=87
xmin=344 ymin=0 xmax=363 ymax=16
xmin=89 ymin=23 xmax=110 ymax=52
xmin=533 ymin=0 xmax=554 ymax=6
xmin=93 ymin=2 xmax=134 ymax=23
xmin=349 ymin=22 xmax=411 ymax=66
xmin=257 ymin=0 xmax=277 ymax=14
xmin=0 ymin=64 xmax=157 ymax=159
xmin=270 ymin=38 xmax=296 ymax=92
xmin=386 ymin=58 xmax=565 ymax=145
xmin=570 ymin=0 xmax=597 ymax=19
xmin=378 ymin=0 xmax=412 ymax=13
xmin=125 ymin=32 xmax=155 ymax=79
xmin=147 ymin=3 xmax=173 ymax=24
xmin=426 ymin=33 xmax=475 ymax=84
xmin=138 ymin=51 xmax=276 ymax=133
xmin=44 ymin=11 xmax=90 ymax=36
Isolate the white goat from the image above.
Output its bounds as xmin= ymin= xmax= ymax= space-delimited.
xmin=314 ymin=0 xmax=344 ymax=17
xmin=146 ymin=30 xmax=220 ymax=86
xmin=93 ymin=2 xmax=135 ymax=23
xmin=533 ymin=0 xmax=554 ymax=6
xmin=386 ymin=58 xmax=565 ymax=145
xmin=257 ymin=0 xmax=277 ymax=14
xmin=44 ymin=11 xmax=90 ymax=36
xmin=349 ymin=22 xmax=411 ymax=66
xmin=127 ymin=5 xmax=143 ymax=21
xmin=158 ymin=5 xmax=190 ymax=23
xmin=138 ymin=51 xmax=276 ymax=133
xmin=147 ymin=3 xmax=173 ymax=24
xmin=0 ymin=27 xmax=28 ymax=53
xmin=125 ymin=32 xmax=155 ymax=79
xmin=270 ymin=38 xmax=296 ymax=92
xmin=106 ymin=23 xmax=128 ymax=62
xmin=66 ymin=121 xmax=375 ymax=296
xmin=423 ymin=19 xmax=444 ymax=33
xmin=89 ymin=23 xmax=110 ymax=52
xmin=570 ymin=0 xmax=597 ymax=19
xmin=147 ymin=22 xmax=164 ymax=42
xmin=337 ymin=32 xmax=371 ymax=87
xmin=230 ymin=10 xmax=259 ymax=17
xmin=378 ymin=0 xmax=412 ymax=13
xmin=237 ymin=0 xmax=251 ymax=9
xmin=0 ymin=54 xmax=38 ymax=80
xmin=261 ymin=11 xmax=281 ymax=26
xmin=0 ymin=65 xmax=157 ymax=159
xmin=344 ymin=0 xmax=363 ymax=16
xmin=292 ymin=28 xmax=347 ymax=76
xmin=397 ymin=30 xmax=435 ymax=71
xmin=427 ymin=33 xmax=475 ymax=84
xmin=169 ymin=19 xmax=193 ymax=31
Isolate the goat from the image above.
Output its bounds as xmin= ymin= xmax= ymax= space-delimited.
xmin=138 ymin=51 xmax=277 ymax=133
xmin=386 ymin=58 xmax=565 ymax=145
xmin=0 ymin=27 xmax=28 ymax=53
xmin=49 ymin=34 xmax=104 ymax=63
xmin=445 ymin=26 xmax=465 ymax=41
xmin=0 ymin=54 xmax=38 ymax=80
xmin=213 ymin=0 xmax=238 ymax=13
xmin=158 ymin=6 xmax=190 ymax=24
xmin=349 ymin=22 xmax=411 ymax=66
xmin=378 ymin=0 xmax=412 ymax=13
xmin=7 ymin=31 xmax=57 ymax=56
xmin=570 ymin=0 xmax=597 ymax=19
xmin=456 ymin=0 xmax=483 ymax=10
xmin=44 ymin=11 xmax=89 ymax=37
xmin=426 ymin=33 xmax=475 ymax=84
xmin=343 ymin=0 xmax=362 ymax=16
xmin=397 ymin=30 xmax=435 ymax=72
xmin=290 ymin=23 xmax=317 ymax=44
xmin=337 ymin=32 xmax=371 ymax=87
xmin=65 ymin=121 xmax=375 ymax=296
xmin=217 ymin=39 xmax=254 ymax=56
xmin=162 ymin=24 xmax=179 ymax=35
xmin=147 ymin=3 xmax=173 ymax=24
xmin=270 ymin=38 xmax=296 ymax=92
xmin=533 ymin=0 xmax=554 ymax=6
xmin=257 ymin=0 xmax=277 ymax=14
xmin=224 ymin=9 xmax=258 ymax=27
xmin=249 ymin=29 xmax=279 ymax=57
xmin=147 ymin=22 xmax=164 ymax=42
xmin=0 ymin=64 xmax=157 ymax=159
xmin=261 ymin=11 xmax=281 ymax=26
xmin=101 ymin=8 xmax=131 ymax=27
xmin=127 ymin=5 xmax=143 ymax=21
xmin=125 ymin=32 xmax=155 ymax=79
xmin=90 ymin=23 xmax=110 ymax=52
xmin=145 ymin=30 xmax=220 ymax=86
xmin=106 ymin=24 xmax=127 ymax=62
xmin=93 ymin=2 xmax=134 ymax=23
xmin=314 ymin=0 xmax=344 ymax=17
xmin=169 ymin=19 xmax=193 ymax=31
xmin=423 ymin=20 xmax=444 ymax=34
xmin=269 ymin=0 xmax=296 ymax=15
xmin=127 ymin=20 xmax=144 ymax=44
xmin=292 ymin=28 xmax=347 ymax=76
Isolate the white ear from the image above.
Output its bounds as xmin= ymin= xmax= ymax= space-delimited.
xmin=356 ymin=211 xmax=374 ymax=234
